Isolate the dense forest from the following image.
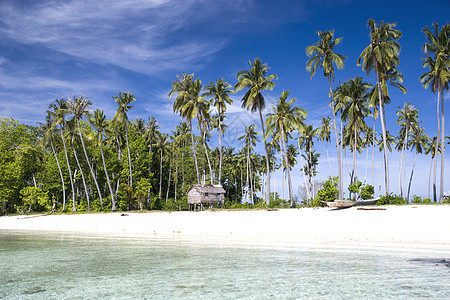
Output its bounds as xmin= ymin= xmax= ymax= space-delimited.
xmin=0 ymin=20 xmax=449 ymax=214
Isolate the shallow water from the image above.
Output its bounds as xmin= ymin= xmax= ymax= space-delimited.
xmin=0 ymin=230 xmax=449 ymax=299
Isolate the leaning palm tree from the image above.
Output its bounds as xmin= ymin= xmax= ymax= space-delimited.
xmin=357 ymin=19 xmax=403 ymax=195
xmin=420 ymin=22 xmax=450 ymax=202
xmin=407 ymin=126 xmax=429 ymax=201
xmin=238 ymin=124 xmax=260 ymax=204
xmin=395 ymin=103 xmax=419 ymax=197
xmin=265 ymin=90 xmax=307 ymax=207
xmin=112 ymin=92 xmax=136 ymax=188
xmin=89 ymin=109 xmax=116 ymax=211
xmin=39 ymin=113 xmax=66 ymax=211
xmin=306 ymin=29 xmax=346 ymax=201
xmin=318 ymin=117 xmax=333 ymax=177
xmin=203 ymin=78 xmax=234 ymax=184
xmin=68 ymin=96 xmax=103 ymax=210
xmin=48 ymin=99 xmax=74 ymax=211
xmin=235 ymin=58 xmax=277 ymax=205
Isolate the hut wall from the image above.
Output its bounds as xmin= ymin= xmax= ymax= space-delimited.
xmin=188 ymin=190 xmax=202 ymax=204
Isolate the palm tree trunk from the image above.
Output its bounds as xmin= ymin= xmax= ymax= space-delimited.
xmin=166 ymin=158 xmax=171 ymax=202
xmin=374 ymin=58 xmax=390 ymax=194
xmin=257 ymin=105 xmax=271 ymax=205
xmin=50 ymin=140 xmax=66 ymax=211
xmin=71 ymin=140 xmax=88 ymax=211
xmin=124 ymin=123 xmax=133 ymax=187
xmin=60 ymin=128 xmax=74 ymax=211
xmin=372 ymin=116 xmax=376 ymax=186
xmin=281 ymin=128 xmax=294 ymax=207
xmin=201 ymin=126 xmax=213 ymax=184
xmin=325 ymin=142 xmax=332 ymax=177
xmin=77 ymin=121 xmax=103 ymax=208
xmin=100 ymin=141 xmax=116 ymax=211
xmin=246 ymin=143 xmax=250 ymax=204
xmin=440 ymin=88 xmax=445 ymax=203
xmin=328 ymin=75 xmax=343 ymax=201
xmin=428 ymin=155 xmax=433 ymax=199
xmin=407 ymin=152 xmax=418 ymax=202
xmin=353 ymin=124 xmax=357 ymax=184
xmin=218 ymin=123 xmax=223 ymax=184
xmin=159 ymin=149 xmax=163 ymax=199
xmin=434 ymin=92 xmax=440 ymax=202
xmin=189 ymin=122 xmax=200 ymax=184
xmin=297 ymin=136 xmax=311 ymax=200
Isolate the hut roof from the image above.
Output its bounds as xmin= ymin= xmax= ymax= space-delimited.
xmin=188 ymin=184 xmax=225 ymax=194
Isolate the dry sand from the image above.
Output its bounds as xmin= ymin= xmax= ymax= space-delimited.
xmin=1 ymin=205 xmax=450 ymax=247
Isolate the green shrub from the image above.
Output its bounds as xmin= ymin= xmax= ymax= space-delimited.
xmin=412 ymin=195 xmax=432 ymax=204
xmin=312 ymin=176 xmax=339 ymax=207
xmin=378 ymin=193 xmax=407 ymax=205
xmin=162 ymin=197 xmax=188 ymax=211
xmin=348 ymin=181 xmax=374 ymax=200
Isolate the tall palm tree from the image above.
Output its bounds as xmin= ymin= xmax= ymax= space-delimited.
xmin=299 ymin=124 xmax=319 ymax=199
xmin=203 ymin=78 xmax=234 ymax=184
xmin=112 ymin=92 xmax=136 ymax=188
xmin=69 ymin=96 xmax=103 ymax=210
xmin=306 ymin=29 xmax=346 ymax=201
xmin=89 ymin=109 xmax=116 ymax=211
xmin=170 ymin=73 xmax=202 ymax=184
xmin=39 ymin=113 xmax=66 ymax=211
xmin=155 ymin=132 xmax=170 ymax=200
xmin=265 ymin=90 xmax=307 ymax=207
xmin=357 ymin=19 xmax=403 ymax=195
xmin=235 ymin=58 xmax=278 ymax=205
xmin=420 ymin=22 xmax=450 ymax=202
xmin=395 ymin=103 xmax=419 ymax=197
xmin=339 ymin=77 xmax=371 ymax=184
xmin=238 ymin=124 xmax=260 ymax=204
xmin=318 ymin=116 xmax=333 ymax=177
xmin=48 ymin=99 xmax=74 ymax=211
xmin=425 ymin=136 xmax=441 ymax=200
xmin=407 ymin=126 xmax=429 ymax=201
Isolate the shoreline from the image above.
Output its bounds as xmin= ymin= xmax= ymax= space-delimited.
xmin=1 ymin=205 xmax=450 ymax=248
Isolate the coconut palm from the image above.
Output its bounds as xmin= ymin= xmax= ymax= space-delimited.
xmin=265 ymin=90 xmax=307 ymax=207
xmin=395 ymin=103 xmax=419 ymax=197
xmin=154 ymin=132 xmax=170 ymax=200
xmin=299 ymin=124 xmax=319 ymax=199
xmin=112 ymin=92 xmax=135 ymax=188
xmin=203 ymin=78 xmax=234 ymax=184
xmin=318 ymin=117 xmax=333 ymax=177
xmin=306 ymin=29 xmax=346 ymax=201
xmin=425 ymin=136 xmax=441 ymax=200
xmin=48 ymin=99 xmax=74 ymax=211
xmin=357 ymin=19 xmax=403 ymax=195
xmin=407 ymin=126 xmax=429 ymax=201
xmin=39 ymin=113 xmax=66 ymax=211
xmin=420 ymin=22 xmax=450 ymax=202
xmin=238 ymin=124 xmax=260 ymax=204
xmin=235 ymin=58 xmax=278 ymax=205
xmin=68 ymin=96 xmax=103 ymax=210
xmin=89 ymin=109 xmax=116 ymax=211
xmin=170 ymin=73 xmax=202 ymax=184
xmin=340 ymin=77 xmax=371 ymax=184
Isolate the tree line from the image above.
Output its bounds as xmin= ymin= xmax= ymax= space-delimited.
xmin=0 ymin=19 xmax=448 ymax=214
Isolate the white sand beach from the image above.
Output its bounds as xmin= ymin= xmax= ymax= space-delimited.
xmin=1 ymin=205 xmax=450 ymax=247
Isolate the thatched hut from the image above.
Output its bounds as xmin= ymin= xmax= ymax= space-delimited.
xmin=187 ymin=184 xmax=225 ymax=211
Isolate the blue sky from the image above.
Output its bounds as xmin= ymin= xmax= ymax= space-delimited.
xmin=0 ymin=0 xmax=449 ymax=198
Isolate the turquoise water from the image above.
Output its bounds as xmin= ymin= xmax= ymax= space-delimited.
xmin=1 ymin=230 xmax=449 ymax=299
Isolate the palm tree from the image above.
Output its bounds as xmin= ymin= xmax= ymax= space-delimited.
xmin=306 ymin=29 xmax=346 ymax=201
xmin=425 ymin=136 xmax=441 ymax=200
xmin=420 ymin=22 xmax=450 ymax=202
xmin=39 ymin=113 xmax=66 ymax=211
xmin=339 ymin=77 xmax=371 ymax=185
xmin=235 ymin=58 xmax=278 ymax=205
xmin=155 ymin=132 xmax=170 ymax=200
xmin=407 ymin=126 xmax=429 ymax=201
xmin=203 ymin=78 xmax=234 ymax=184
xmin=238 ymin=124 xmax=260 ymax=204
xmin=357 ymin=19 xmax=403 ymax=195
xmin=68 ymin=96 xmax=103 ymax=210
xmin=89 ymin=109 xmax=116 ymax=211
xmin=265 ymin=90 xmax=307 ymax=207
xmin=395 ymin=103 xmax=419 ymax=197
xmin=299 ymin=124 xmax=319 ymax=199
xmin=112 ymin=92 xmax=136 ymax=188
xmin=318 ymin=116 xmax=333 ymax=177
xmin=170 ymin=73 xmax=202 ymax=184
xmin=48 ymin=99 xmax=74 ymax=211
